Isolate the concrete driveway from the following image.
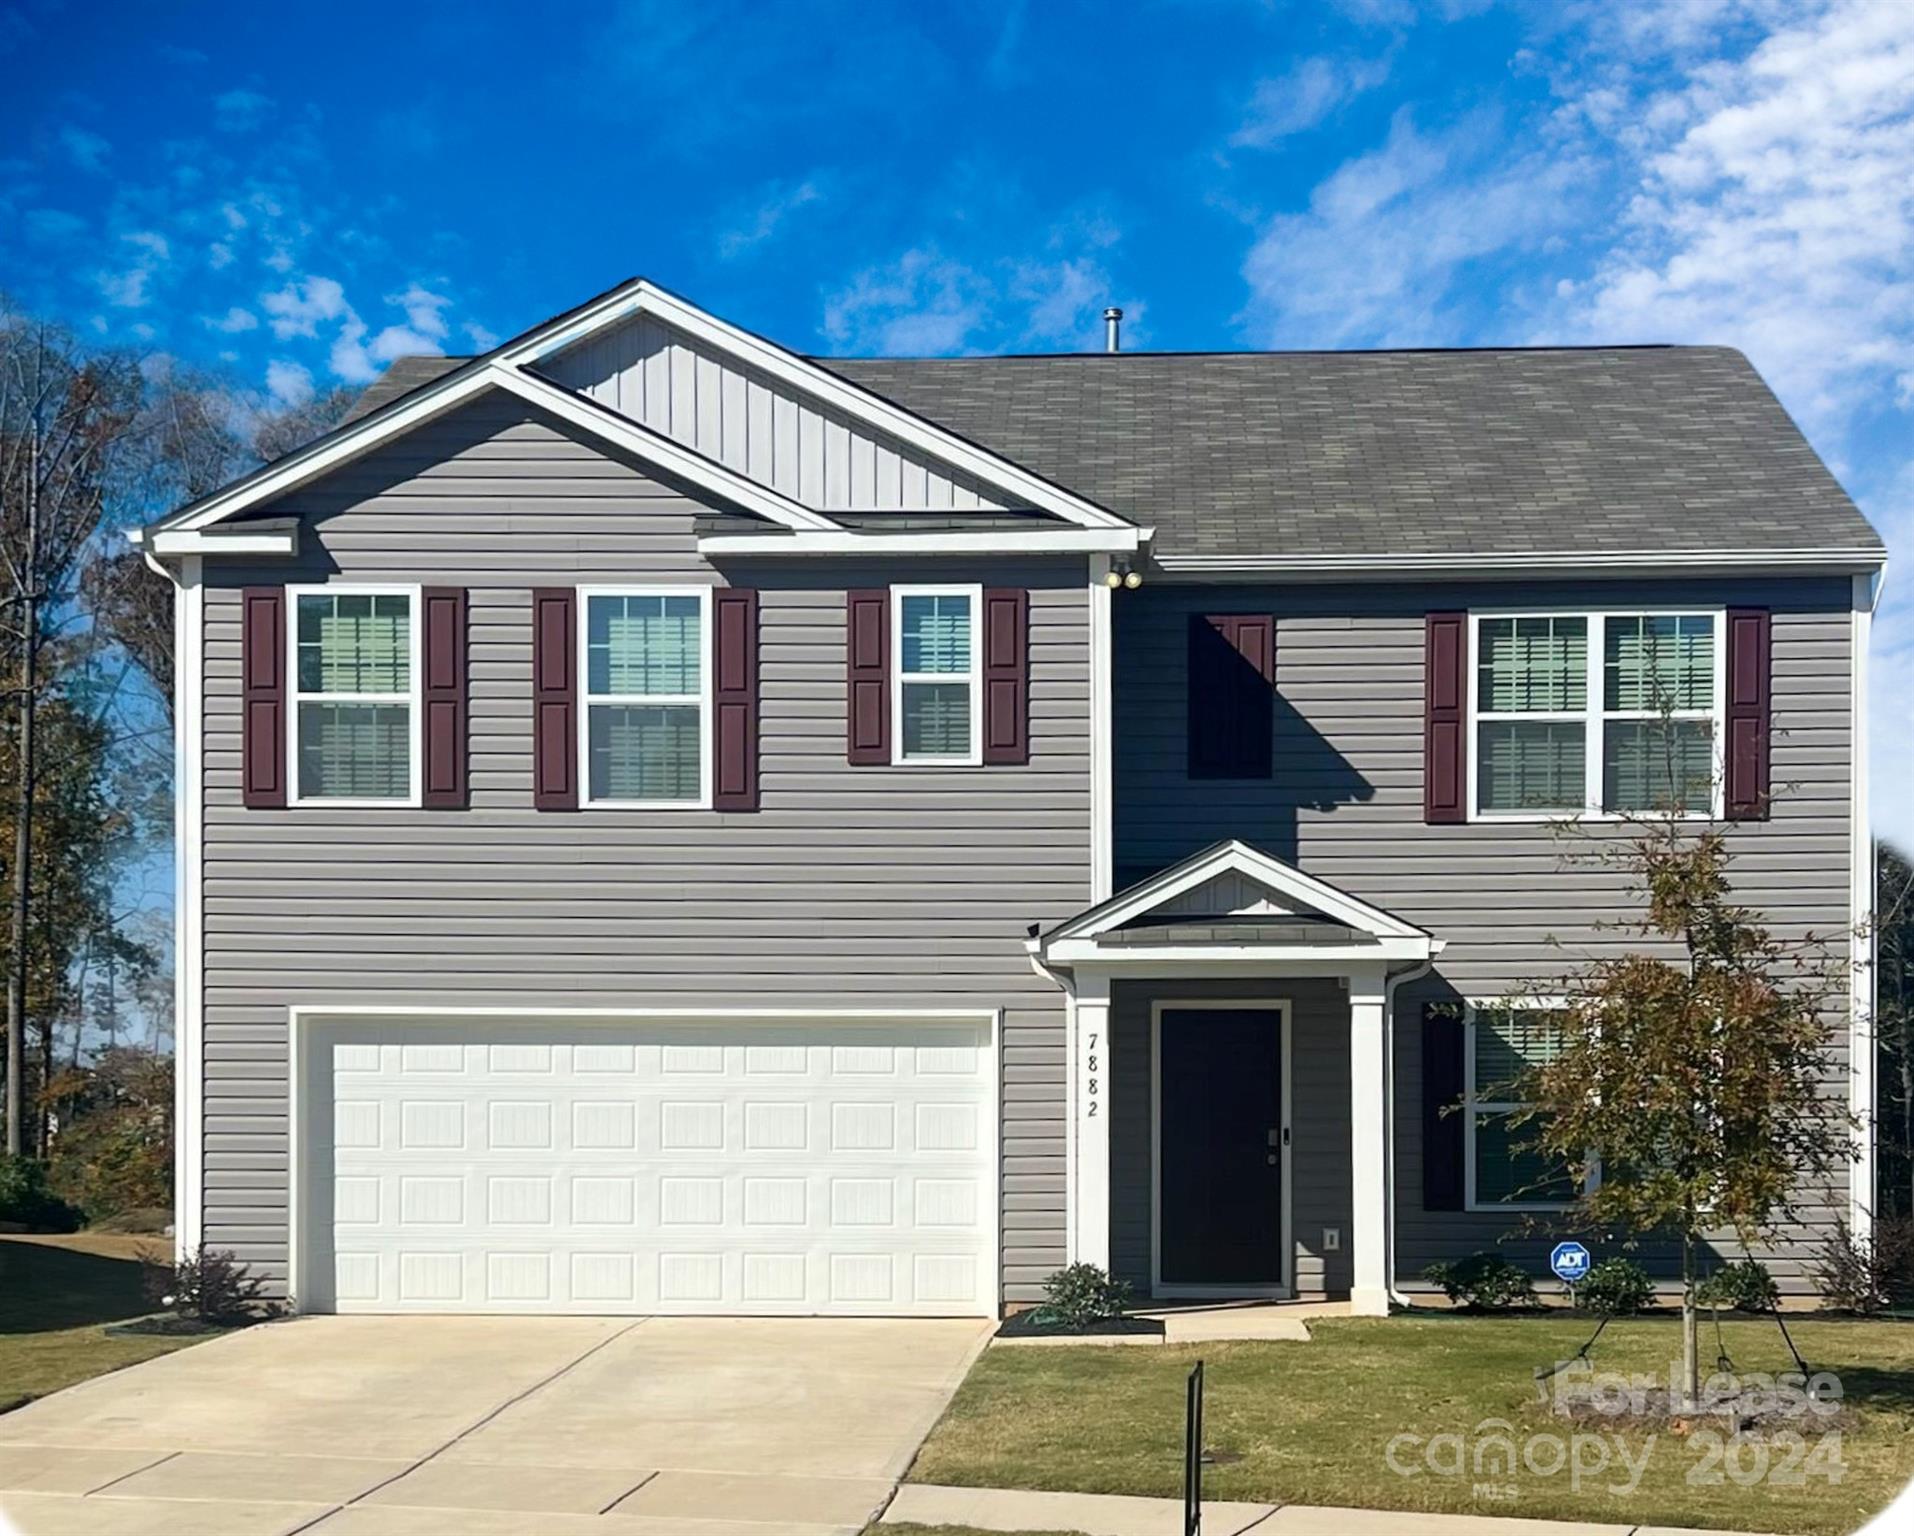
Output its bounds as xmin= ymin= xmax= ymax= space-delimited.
xmin=0 ymin=1314 xmax=990 ymax=1536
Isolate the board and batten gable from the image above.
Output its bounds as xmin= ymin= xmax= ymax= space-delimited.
xmin=1112 ymin=577 xmax=1857 ymax=1290
xmin=192 ymin=389 xmax=1093 ymax=1303
xmin=544 ymin=313 xmax=1010 ymax=512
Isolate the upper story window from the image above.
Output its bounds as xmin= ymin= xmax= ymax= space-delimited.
xmin=1470 ymin=609 xmax=1723 ymax=820
xmin=583 ymin=589 xmax=711 ymax=808
xmin=1466 ymin=1003 xmax=1581 ymax=1211
xmin=893 ymin=585 xmax=981 ymax=765
xmin=292 ymin=587 xmax=418 ymax=804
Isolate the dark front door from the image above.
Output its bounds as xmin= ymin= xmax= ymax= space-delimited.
xmin=1158 ymin=1007 xmax=1283 ymax=1288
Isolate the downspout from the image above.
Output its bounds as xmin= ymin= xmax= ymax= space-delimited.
xmin=1383 ymin=954 xmax=1440 ymax=1311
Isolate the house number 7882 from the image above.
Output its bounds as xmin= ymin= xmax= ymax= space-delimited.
xmin=1085 ymin=1031 xmax=1099 ymax=1117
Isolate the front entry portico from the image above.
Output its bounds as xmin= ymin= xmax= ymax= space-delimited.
xmin=1031 ymin=840 xmax=1442 ymax=1317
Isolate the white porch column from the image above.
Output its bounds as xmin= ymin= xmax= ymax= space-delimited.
xmin=1072 ymin=973 xmax=1112 ymax=1271
xmin=1348 ymin=964 xmax=1390 ymax=1316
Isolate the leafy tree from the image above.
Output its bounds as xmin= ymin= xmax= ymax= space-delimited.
xmin=42 ymin=1046 xmax=171 ymax=1219
xmin=1511 ymin=821 xmax=1853 ymax=1408
xmin=1878 ymin=842 xmax=1912 ymax=1218
xmin=0 ymin=312 xmax=141 ymax=1153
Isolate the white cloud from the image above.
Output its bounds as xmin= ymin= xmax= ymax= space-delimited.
xmin=823 ymin=214 xmax=1136 ymax=356
xmin=718 ymin=178 xmax=824 ymax=259
xmin=1232 ymin=54 xmax=1392 ymax=148
xmin=387 ymin=283 xmax=450 ymax=340
xmin=464 ymin=320 xmax=500 ymax=351
xmin=205 ymin=306 xmax=258 ymax=334
xmin=58 ymin=124 xmax=109 ymax=172
xmin=265 ymin=359 xmax=314 ymax=407
xmin=823 ymin=248 xmax=996 ymax=355
xmin=1239 ymin=109 xmax=1588 ymax=345
xmin=215 ymin=89 xmax=274 ymax=133
xmin=261 ymin=275 xmax=351 ymax=339
xmin=208 ymin=241 xmax=234 ymax=269
xmin=1547 ymin=0 xmax=1914 ymax=439
xmin=124 ymin=229 xmax=170 ymax=261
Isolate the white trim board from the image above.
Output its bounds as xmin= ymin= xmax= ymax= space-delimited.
xmin=890 ymin=583 xmax=984 ymax=768
xmin=576 ymin=584 xmax=715 ymax=809
xmin=1045 ymin=838 xmax=1433 ymax=950
xmin=531 ymin=281 xmax=1132 ymax=531
xmin=285 ymin=1004 xmax=1003 ymax=1318
xmin=1150 ymin=998 xmax=1293 ymax=1300
xmin=285 ymin=583 xmax=425 ymax=809
xmin=144 ymin=277 xmax=1138 ymax=546
xmin=1851 ymin=570 xmax=1876 ymax=1240
xmin=1151 ymin=550 xmax=1888 ymax=580
xmin=174 ymin=557 xmax=205 ymax=1260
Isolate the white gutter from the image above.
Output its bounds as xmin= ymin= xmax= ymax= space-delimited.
xmin=700 ymin=527 xmax=1148 ymax=557
xmin=1152 ymin=549 xmax=1887 ymax=581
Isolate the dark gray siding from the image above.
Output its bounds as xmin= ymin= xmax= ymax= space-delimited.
xmin=196 ymin=392 xmax=1092 ymax=1303
xmin=1114 ymin=578 xmax=1855 ymax=1291
xmin=1109 ymin=977 xmax=1352 ymax=1297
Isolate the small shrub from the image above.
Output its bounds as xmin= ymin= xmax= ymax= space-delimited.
xmin=1697 ymin=1259 xmax=1779 ymax=1313
xmin=0 ymin=1154 xmax=81 ymax=1232
xmin=1423 ymin=1252 xmax=1536 ymax=1311
xmin=1573 ymin=1257 xmax=1655 ymax=1315
xmin=141 ymin=1246 xmax=279 ymax=1326
xmin=1816 ymin=1217 xmax=1914 ymax=1313
xmin=1039 ymin=1263 xmax=1133 ymax=1329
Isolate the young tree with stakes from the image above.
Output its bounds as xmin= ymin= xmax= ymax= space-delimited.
xmin=1507 ymin=811 xmax=1857 ymax=1410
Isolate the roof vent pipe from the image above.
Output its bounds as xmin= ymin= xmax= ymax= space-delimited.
xmin=1103 ymin=307 xmax=1122 ymax=354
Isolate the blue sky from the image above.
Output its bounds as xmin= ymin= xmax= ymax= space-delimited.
xmin=2 ymin=0 xmax=1911 ymax=839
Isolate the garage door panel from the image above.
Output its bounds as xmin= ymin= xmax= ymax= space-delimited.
xmin=308 ymin=1018 xmax=995 ymax=1316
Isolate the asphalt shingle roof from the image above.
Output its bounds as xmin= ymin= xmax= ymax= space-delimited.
xmin=343 ymin=346 xmax=1882 ymax=560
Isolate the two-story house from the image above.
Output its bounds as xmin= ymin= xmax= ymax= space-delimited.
xmin=134 ymin=278 xmax=1885 ymax=1319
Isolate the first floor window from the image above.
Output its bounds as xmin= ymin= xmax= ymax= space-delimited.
xmin=293 ymin=589 xmax=414 ymax=801
xmin=584 ymin=590 xmax=708 ymax=804
xmin=1473 ymin=609 xmax=1722 ymax=818
xmin=1466 ymin=1004 xmax=1580 ymax=1209
xmin=894 ymin=586 xmax=979 ymax=764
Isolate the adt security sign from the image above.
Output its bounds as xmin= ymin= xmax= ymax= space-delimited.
xmin=1551 ymin=1241 xmax=1591 ymax=1284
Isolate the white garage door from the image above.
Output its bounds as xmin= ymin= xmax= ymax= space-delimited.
xmin=304 ymin=1016 xmax=996 ymax=1316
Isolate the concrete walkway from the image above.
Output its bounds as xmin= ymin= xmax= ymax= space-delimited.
xmin=0 ymin=1314 xmax=990 ymax=1535
xmin=883 ymin=1483 xmax=1780 ymax=1536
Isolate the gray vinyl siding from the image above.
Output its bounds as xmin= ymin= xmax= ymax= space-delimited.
xmin=1114 ymin=578 xmax=1855 ymax=1293
xmin=195 ymin=391 xmax=1091 ymax=1303
xmin=545 ymin=314 xmax=1009 ymax=511
xmin=1109 ymin=977 xmax=1352 ymax=1298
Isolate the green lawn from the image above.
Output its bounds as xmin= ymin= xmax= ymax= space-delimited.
xmin=873 ymin=1528 xmax=1085 ymax=1536
xmin=908 ymin=1315 xmax=1914 ymax=1536
xmin=0 ymin=1233 xmax=211 ymax=1412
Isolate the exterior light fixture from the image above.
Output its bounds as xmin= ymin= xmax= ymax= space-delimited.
xmin=1124 ymin=569 xmax=1142 ymax=589
xmin=1105 ymin=568 xmax=1124 ymax=589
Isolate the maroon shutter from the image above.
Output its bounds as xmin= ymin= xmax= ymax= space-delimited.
xmin=713 ymin=588 xmax=759 ymax=811
xmin=1425 ymin=612 xmax=1467 ymax=824
xmin=1724 ymin=607 xmax=1771 ymax=821
xmin=532 ymin=587 xmax=577 ymax=810
xmin=846 ymin=589 xmax=890 ymax=765
xmin=420 ymin=587 xmax=468 ymax=809
xmin=1187 ymin=614 xmax=1273 ymax=779
xmin=241 ymin=587 xmax=287 ymax=808
xmin=982 ymin=587 xmax=1029 ymax=766
xmin=1422 ymin=1002 xmax=1466 ymax=1211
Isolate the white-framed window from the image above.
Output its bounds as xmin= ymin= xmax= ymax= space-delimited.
xmin=892 ymin=583 xmax=982 ymax=766
xmin=1468 ymin=608 xmax=1725 ymax=820
xmin=579 ymin=586 xmax=712 ymax=808
xmin=1464 ymin=1001 xmax=1587 ymax=1212
xmin=289 ymin=585 xmax=421 ymax=806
